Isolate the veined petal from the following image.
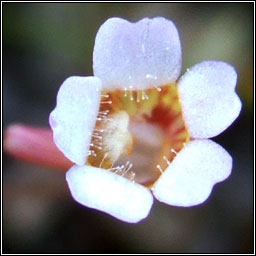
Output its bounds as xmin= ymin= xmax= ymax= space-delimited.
xmin=66 ymin=165 xmax=153 ymax=223
xmin=93 ymin=17 xmax=182 ymax=90
xmin=178 ymin=61 xmax=242 ymax=138
xmin=49 ymin=76 xmax=102 ymax=165
xmin=152 ymin=139 xmax=232 ymax=207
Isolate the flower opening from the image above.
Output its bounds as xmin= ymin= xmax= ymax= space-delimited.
xmin=86 ymin=83 xmax=189 ymax=188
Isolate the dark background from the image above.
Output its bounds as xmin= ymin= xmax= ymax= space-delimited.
xmin=3 ymin=3 xmax=254 ymax=253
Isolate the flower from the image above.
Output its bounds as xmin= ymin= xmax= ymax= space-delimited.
xmin=49 ymin=17 xmax=241 ymax=223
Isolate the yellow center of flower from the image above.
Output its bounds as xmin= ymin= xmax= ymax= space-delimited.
xmin=86 ymin=83 xmax=190 ymax=188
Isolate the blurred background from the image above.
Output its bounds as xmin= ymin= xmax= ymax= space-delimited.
xmin=3 ymin=3 xmax=254 ymax=253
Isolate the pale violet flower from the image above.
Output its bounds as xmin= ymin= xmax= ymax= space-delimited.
xmin=49 ymin=17 xmax=241 ymax=223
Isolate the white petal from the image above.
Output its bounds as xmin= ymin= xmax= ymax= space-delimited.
xmin=49 ymin=76 xmax=102 ymax=165
xmin=93 ymin=17 xmax=182 ymax=90
xmin=152 ymin=139 xmax=232 ymax=207
xmin=178 ymin=61 xmax=242 ymax=138
xmin=66 ymin=165 xmax=153 ymax=223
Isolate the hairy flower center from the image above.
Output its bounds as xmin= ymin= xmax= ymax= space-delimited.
xmin=86 ymin=83 xmax=189 ymax=187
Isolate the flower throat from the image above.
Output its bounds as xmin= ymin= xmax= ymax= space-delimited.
xmin=86 ymin=83 xmax=190 ymax=187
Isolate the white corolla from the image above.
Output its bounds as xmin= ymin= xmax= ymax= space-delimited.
xmin=49 ymin=17 xmax=241 ymax=223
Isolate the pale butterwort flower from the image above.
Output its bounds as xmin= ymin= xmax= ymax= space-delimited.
xmin=49 ymin=17 xmax=241 ymax=223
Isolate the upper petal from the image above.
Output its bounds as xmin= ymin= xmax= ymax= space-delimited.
xmin=66 ymin=165 xmax=153 ymax=223
xmin=49 ymin=76 xmax=102 ymax=165
xmin=178 ymin=61 xmax=242 ymax=138
xmin=152 ymin=139 xmax=232 ymax=207
xmin=93 ymin=17 xmax=182 ymax=90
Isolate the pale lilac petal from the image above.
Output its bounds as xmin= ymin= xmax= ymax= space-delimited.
xmin=66 ymin=165 xmax=153 ymax=223
xmin=178 ymin=61 xmax=242 ymax=138
xmin=93 ymin=17 xmax=182 ymax=90
xmin=49 ymin=76 xmax=102 ymax=165
xmin=152 ymin=139 xmax=232 ymax=207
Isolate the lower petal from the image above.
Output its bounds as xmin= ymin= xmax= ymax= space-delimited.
xmin=152 ymin=139 xmax=232 ymax=207
xmin=49 ymin=76 xmax=102 ymax=166
xmin=178 ymin=61 xmax=242 ymax=138
xmin=66 ymin=165 xmax=153 ymax=223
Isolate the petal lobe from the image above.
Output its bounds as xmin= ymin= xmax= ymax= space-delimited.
xmin=178 ymin=61 xmax=241 ymax=138
xmin=49 ymin=76 xmax=102 ymax=165
xmin=66 ymin=165 xmax=153 ymax=223
xmin=152 ymin=139 xmax=232 ymax=207
xmin=93 ymin=17 xmax=182 ymax=90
